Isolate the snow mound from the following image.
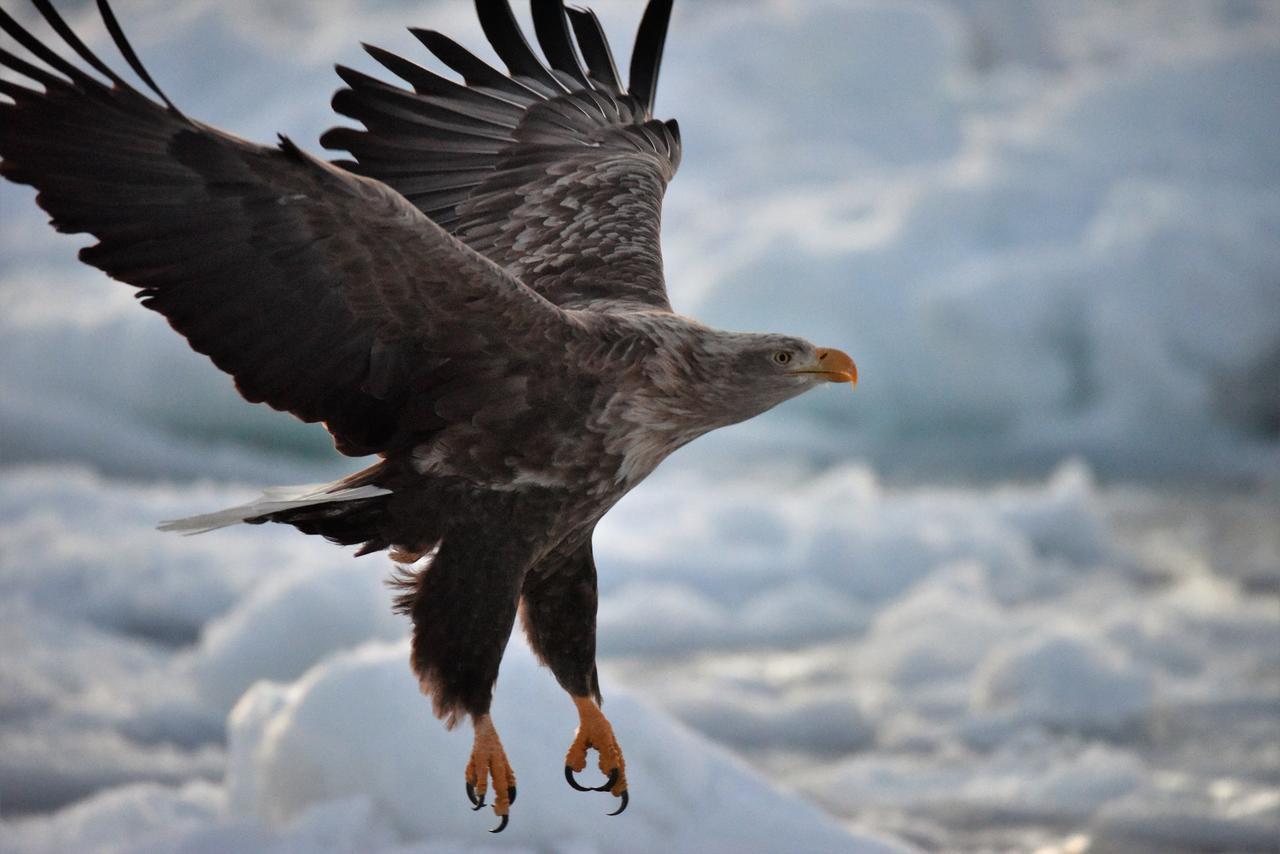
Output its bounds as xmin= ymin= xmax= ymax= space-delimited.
xmin=596 ymin=460 xmax=1107 ymax=656
xmin=811 ymin=740 xmax=1147 ymax=826
xmin=182 ymin=560 xmax=403 ymax=711
xmin=223 ymin=641 xmax=907 ymax=854
xmin=971 ymin=631 xmax=1154 ymax=734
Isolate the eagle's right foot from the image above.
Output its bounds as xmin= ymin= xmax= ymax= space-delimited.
xmin=466 ymin=714 xmax=516 ymax=833
xmin=564 ymin=695 xmax=629 ymax=815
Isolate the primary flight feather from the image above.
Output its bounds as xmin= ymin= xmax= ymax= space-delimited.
xmin=0 ymin=0 xmax=857 ymax=831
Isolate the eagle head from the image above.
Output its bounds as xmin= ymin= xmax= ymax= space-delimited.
xmin=674 ymin=330 xmax=857 ymax=431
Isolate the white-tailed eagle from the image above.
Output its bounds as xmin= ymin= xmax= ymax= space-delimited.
xmin=0 ymin=0 xmax=857 ymax=832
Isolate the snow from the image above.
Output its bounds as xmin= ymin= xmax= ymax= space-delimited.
xmin=223 ymin=642 xmax=896 ymax=853
xmin=970 ymin=631 xmax=1154 ymax=735
xmin=2 ymin=462 xmax=1275 ymax=851
xmin=1 ymin=0 xmax=1279 ymax=851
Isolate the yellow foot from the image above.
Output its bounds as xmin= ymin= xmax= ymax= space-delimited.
xmin=465 ymin=714 xmax=517 ymax=833
xmin=564 ymin=695 xmax=629 ymax=815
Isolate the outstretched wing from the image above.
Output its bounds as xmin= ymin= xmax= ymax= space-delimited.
xmin=321 ymin=0 xmax=680 ymax=312
xmin=0 ymin=0 xmax=579 ymax=457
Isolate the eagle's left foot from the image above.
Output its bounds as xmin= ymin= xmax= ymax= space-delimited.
xmin=466 ymin=714 xmax=517 ymax=833
xmin=564 ymin=695 xmax=629 ymax=814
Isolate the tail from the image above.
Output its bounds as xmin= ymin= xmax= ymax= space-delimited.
xmin=160 ymin=477 xmax=395 ymax=556
xmin=160 ymin=461 xmax=441 ymax=558
xmin=158 ymin=480 xmax=392 ymax=536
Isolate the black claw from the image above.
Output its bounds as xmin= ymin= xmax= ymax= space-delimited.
xmin=591 ymin=767 xmax=620 ymax=792
xmin=608 ymin=789 xmax=629 ymax=816
xmin=565 ymin=765 xmax=592 ymax=792
xmin=508 ymin=785 xmax=517 ymax=805
xmin=467 ymin=782 xmax=485 ymax=811
xmin=490 ymin=814 xmax=509 ymax=834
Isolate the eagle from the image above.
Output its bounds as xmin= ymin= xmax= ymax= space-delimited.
xmin=0 ymin=0 xmax=857 ymax=832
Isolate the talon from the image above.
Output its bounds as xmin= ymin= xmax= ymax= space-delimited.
xmin=608 ymin=789 xmax=629 ymax=816
xmin=565 ymin=765 xmax=593 ymax=792
xmin=467 ymin=715 xmax=514 ymax=825
xmin=489 ymin=814 xmax=509 ymax=834
xmin=567 ymin=696 xmax=629 ymax=808
xmin=592 ymin=767 xmax=620 ymax=792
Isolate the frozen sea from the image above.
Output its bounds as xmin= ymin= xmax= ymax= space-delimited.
xmin=1 ymin=1 xmax=1278 ymax=852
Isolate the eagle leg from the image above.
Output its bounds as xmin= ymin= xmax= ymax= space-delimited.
xmin=466 ymin=713 xmax=517 ymax=833
xmin=564 ymin=695 xmax=629 ymax=813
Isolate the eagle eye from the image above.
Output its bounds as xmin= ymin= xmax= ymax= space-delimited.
xmin=772 ymin=351 xmax=793 ymax=366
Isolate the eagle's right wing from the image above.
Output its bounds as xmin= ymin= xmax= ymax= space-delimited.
xmin=322 ymin=0 xmax=681 ymax=313
xmin=0 ymin=0 xmax=580 ymax=457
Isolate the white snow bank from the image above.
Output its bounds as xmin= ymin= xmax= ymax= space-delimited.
xmin=809 ymin=739 xmax=1147 ymax=826
xmin=596 ymin=459 xmax=1107 ymax=656
xmin=181 ymin=561 xmax=403 ymax=711
xmin=970 ymin=631 xmax=1153 ymax=735
xmin=1 ymin=781 xmax=231 ymax=854
xmin=1091 ymin=781 xmax=1280 ymax=854
xmin=0 ymin=461 xmax=1276 ymax=850
xmin=0 ymin=603 xmax=224 ymax=814
xmin=221 ymin=641 xmax=907 ymax=854
xmin=0 ymin=466 xmax=339 ymax=643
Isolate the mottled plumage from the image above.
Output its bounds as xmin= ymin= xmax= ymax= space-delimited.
xmin=0 ymin=0 xmax=856 ymax=831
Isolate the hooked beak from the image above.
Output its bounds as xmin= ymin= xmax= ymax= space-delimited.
xmin=792 ymin=348 xmax=857 ymax=387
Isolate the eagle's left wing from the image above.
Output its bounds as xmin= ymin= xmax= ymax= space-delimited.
xmin=0 ymin=0 xmax=581 ymax=458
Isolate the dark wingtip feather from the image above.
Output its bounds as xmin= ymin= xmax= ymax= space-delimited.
xmin=363 ymin=41 xmax=461 ymax=96
xmin=474 ymin=0 xmax=564 ymax=91
xmin=628 ymin=0 xmax=673 ymax=115
xmin=0 ymin=44 xmax=66 ymax=90
xmin=0 ymin=5 xmax=88 ymax=84
xmin=530 ymin=0 xmax=589 ymax=88
xmin=411 ymin=27 xmax=541 ymax=102
xmin=95 ymin=0 xmax=182 ymax=114
xmin=665 ymin=118 xmax=680 ymax=144
xmin=30 ymin=0 xmax=127 ymax=88
xmin=565 ymin=5 xmax=621 ymax=94
xmin=334 ymin=63 xmax=378 ymax=91
xmin=318 ymin=127 xmax=345 ymax=151
xmin=319 ymin=125 xmax=370 ymax=154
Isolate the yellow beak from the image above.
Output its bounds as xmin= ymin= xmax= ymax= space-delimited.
xmin=794 ymin=348 xmax=857 ymax=387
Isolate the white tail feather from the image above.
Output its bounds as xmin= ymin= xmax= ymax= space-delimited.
xmin=158 ymin=482 xmax=391 ymax=535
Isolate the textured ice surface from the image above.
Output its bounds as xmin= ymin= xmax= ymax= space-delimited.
xmin=1 ymin=464 xmax=1276 ymax=851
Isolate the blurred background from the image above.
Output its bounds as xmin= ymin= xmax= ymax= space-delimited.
xmin=1 ymin=1 xmax=1277 ymax=851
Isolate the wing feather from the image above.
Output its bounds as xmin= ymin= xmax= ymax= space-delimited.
xmin=361 ymin=42 xmax=530 ymax=122
xmin=565 ymin=5 xmax=622 ymax=94
xmin=0 ymin=0 xmax=580 ymax=458
xmin=324 ymin=0 xmax=681 ymax=311
xmin=474 ymin=0 xmax=567 ymax=94
xmin=531 ymin=0 xmax=591 ymax=89
xmin=411 ymin=28 xmax=545 ymax=103
xmin=627 ymin=0 xmax=673 ymax=116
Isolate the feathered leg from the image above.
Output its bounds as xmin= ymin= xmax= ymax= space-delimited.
xmin=522 ymin=537 xmax=629 ymax=814
xmin=393 ymin=511 xmax=532 ymax=832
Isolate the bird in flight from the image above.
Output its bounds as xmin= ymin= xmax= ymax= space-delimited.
xmin=0 ymin=0 xmax=857 ymax=833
